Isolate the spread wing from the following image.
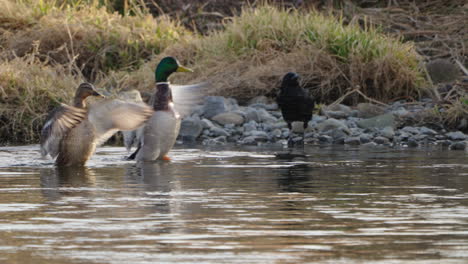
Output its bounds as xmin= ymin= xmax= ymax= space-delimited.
xmin=171 ymin=82 xmax=209 ymax=117
xmin=40 ymin=104 xmax=87 ymax=158
xmin=88 ymin=99 xmax=153 ymax=146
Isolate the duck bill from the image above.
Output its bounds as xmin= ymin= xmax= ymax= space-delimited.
xmin=92 ymin=91 xmax=105 ymax=98
xmin=176 ymin=65 xmax=193 ymax=73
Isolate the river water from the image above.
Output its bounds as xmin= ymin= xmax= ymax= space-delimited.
xmin=0 ymin=144 xmax=467 ymax=264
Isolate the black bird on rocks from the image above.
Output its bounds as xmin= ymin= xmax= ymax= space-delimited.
xmin=276 ymin=72 xmax=315 ymax=144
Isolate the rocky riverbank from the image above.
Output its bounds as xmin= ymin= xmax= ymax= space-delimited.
xmin=176 ymin=96 xmax=468 ymax=151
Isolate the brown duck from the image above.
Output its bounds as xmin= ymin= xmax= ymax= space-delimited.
xmin=40 ymin=82 xmax=153 ymax=166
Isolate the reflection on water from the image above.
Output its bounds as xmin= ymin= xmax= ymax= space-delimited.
xmin=0 ymin=145 xmax=467 ymax=263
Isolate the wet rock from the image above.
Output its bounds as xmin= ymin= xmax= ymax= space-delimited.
xmin=248 ymin=95 xmax=270 ymax=105
xmin=326 ymin=129 xmax=347 ymax=144
xmin=326 ymin=104 xmax=353 ymax=115
xmin=357 ymin=103 xmax=385 ymax=118
xmin=257 ymin=108 xmax=277 ymax=123
xmin=407 ymin=137 xmax=419 ymax=147
xmin=380 ymin=127 xmax=395 ymax=139
xmin=240 ymin=136 xmax=259 ymax=145
xmin=203 ymin=96 xmax=229 ymax=118
xmin=243 ymin=120 xmax=258 ymax=132
xmin=446 ymin=131 xmax=467 ymax=141
xmin=291 ymin=122 xmax=307 ymax=133
xmin=362 ymin=142 xmax=379 ymax=148
xmin=271 ymin=129 xmax=282 ymax=138
xmin=420 ymin=126 xmax=438 ymax=136
xmin=246 ymin=130 xmax=269 ymax=141
xmin=392 ymin=107 xmax=410 ymax=117
xmin=401 ymin=126 xmax=420 ymax=135
xmin=359 ymin=134 xmax=372 ymax=144
xmin=374 ymin=136 xmax=390 ymax=145
xmin=344 ymin=136 xmax=361 ymax=145
xmin=179 ymin=117 xmax=203 ymax=141
xmin=317 ymin=118 xmax=350 ymax=134
xmin=201 ymin=118 xmax=216 ymax=129
xmin=202 ymin=136 xmax=227 ymax=145
xmin=449 ymin=141 xmax=466 ymax=150
xmin=357 ymin=113 xmax=395 ymax=129
xmin=244 ymin=107 xmax=261 ymax=123
xmin=210 ymin=127 xmax=230 ymax=137
xmin=318 ymin=135 xmax=333 ymax=144
xmin=211 ymin=112 xmax=244 ymax=125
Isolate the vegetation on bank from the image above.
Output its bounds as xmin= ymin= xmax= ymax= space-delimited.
xmin=0 ymin=0 xmax=464 ymax=144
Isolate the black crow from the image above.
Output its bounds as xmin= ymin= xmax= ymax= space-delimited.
xmin=276 ymin=72 xmax=315 ymax=143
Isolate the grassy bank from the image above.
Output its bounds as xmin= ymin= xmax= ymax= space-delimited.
xmin=0 ymin=0 xmax=451 ymax=144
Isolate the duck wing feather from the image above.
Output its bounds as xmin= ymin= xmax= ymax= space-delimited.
xmin=40 ymin=104 xmax=87 ymax=158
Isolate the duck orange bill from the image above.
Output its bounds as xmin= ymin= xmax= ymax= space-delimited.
xmin=176 ymin=65 xmax=193 ymax=72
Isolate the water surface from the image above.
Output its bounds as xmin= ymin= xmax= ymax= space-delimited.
xmin=0 ymin=144 xmax=467 ymax=263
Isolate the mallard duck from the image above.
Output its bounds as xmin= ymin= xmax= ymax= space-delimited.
xmin=128 ymin=56 xmax=199 ymax=161
xmin=276 ymin=72 xmax=315 ymax=144
xmin=40 ymin=82 xmax=153 ymax=166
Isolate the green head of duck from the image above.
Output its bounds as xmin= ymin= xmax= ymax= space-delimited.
xmin=155 ymin=57 xmax=193 ymax=83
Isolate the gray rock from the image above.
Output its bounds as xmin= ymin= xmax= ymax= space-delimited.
xmin=374 ymin=136 xmax=390 ymax=145
xmin=326 ymin=104 xmax=353 ymax=115
xmin=240 ymin=136 xmax=259 ymax=145
xmin=210 ymin=127 xmax=230 ymax=137
xmin=446 ymin=131 xmax=467 ymax=141
xmin=326 ymin=111 xmax=349 ymax=119
xmin=269 ymin=110 xmax=283 ymax=118
xmin=344 ymin=136 xmax=361 ymax=145
xmin=257 ymin=108 xmax=277 ymax=123
xmin=244 ymin=107 xmax=261 ymax=122
xmin=318 ymin=135 xmax=333 ymax=144
xmin=271 ymin=129 xmax=282 ymax=138
xmin=362 ymin=142 xmax=379 ymax=148
xmin=360 ymin=134 xmax=372 ymax=144
xmin=201 ymin=118 xmax=216 ymax=129
xmin=203 ymin=136 xmax=227 ymax=146
xmin=247 ymin=130 xmax=269 ymax=140
xmin=243 ymin=120 xmax=258 ymax=132
xmin=449 ymin=141 xmax=466 ymax=150
xmin=401 ymin=126 xmax=420 ymax=135
xmin=317 ymin=118 xmax=350 ymax=134
xmin=407 ymin=137 xmax=419 ymax=147
xmin=179 ymin=117 xmax=204 ymax=140
xmin=357 ymin=103 xmax=385 ymax=118
xmin=291 ymin=122 xmax=307 ymax=133
xmin=420 ymin=127 xmax=437 ymax=136
xmin=392 ymin=107 xmax=410 ymax=117
xmin=203 ymin=96 xmax=229 ymax=118
xmin=248 ymin=95 xmax=270 ymax=105
xmin=357 ymin=113 xmax=395 ymax=129
xmin=211 ymin=112 xmax=244 ymax=125
xmin=380 ymin=127 xmax=395 ymax=139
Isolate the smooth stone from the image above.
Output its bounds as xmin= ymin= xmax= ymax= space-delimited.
xmin=326 ymin=110 xmax=349 ymax=119
xmin=271 ymin=129 xmax=282 ymax=138
xmin=179 ymin=117 xmax=203 ymax=139
xmin=248 ymin=95 xmax=270 ymax=105
xmin=380 ymin=127 xmax=395 ymax=139
xmin=211 ymin=112 xmax=244 ymax=125
xmin=357 ymin=103 xmax=385 ymax=118
xmin=449 ymin=141 xmax=467 ymax=150
xmin=291 ymin=122 xmax=308 ymax=133
xmin=243 ymin=120 xmax=258 ymax=132
xmin=202 ymin=96 xmax=229 ymax=118
xmin=407 ymin=137 xmax=419 ymax=147
xmin=362 ymin=142 xmax=379 ymax=148
xmin=210 ymin=127 xmax=230 ymax=137
xmin=318 ymin=135 xmax=333 ymax=144
xmin=401 ymin=126 xmax=420 ymax=135
xmin=201 ymin=118 xmax=216 ymax=129
xmin=420 ymin=126 xmax=437 ymax=136
xmin=202 ymin=136 xmax=227 ymax=146
xmin=244 ymin=107 xmax=261 ymax=122
xmin=446 ymin=131 xmax=467 ymax=141
xmin=326 ymin=104 xmax=353 ymax=115
xmin=359 ymin=134 xmax=372 ymax=144
xmin=248 ymin=130 xmax=269 ymax=140
xmin=317 ymin=118 xmax=350 ymax=134
xmin=374 ymin=136 xmax=390 ymax=145
xmin=344 ymin=136 xmax=361 ymax=145
xmin=392 ymin=108 xmax=410 ymax=117
xmin=257 ymin=108 xmax=277 ymax=123
xmin=357 ymin=113 xmax=395 ymax=129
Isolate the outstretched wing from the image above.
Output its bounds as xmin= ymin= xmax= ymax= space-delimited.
xmin=40 ymin=104 xmax=87 ymax=158
xmin=88 ymin=99 xmax=153 ymax=146
xmin=171 ymin=82 xmax=209 ymax=117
